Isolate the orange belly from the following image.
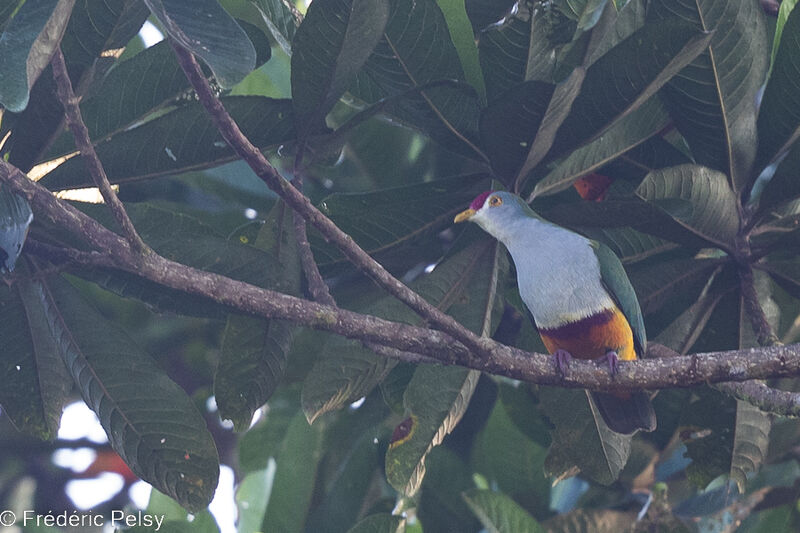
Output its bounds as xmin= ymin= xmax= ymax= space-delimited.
xmin=539 ymin=306 xmax=637 ymax=361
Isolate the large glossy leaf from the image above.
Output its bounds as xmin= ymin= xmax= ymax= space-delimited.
xmin=310 ymin=173 xmax=487 ymax=273
xmin=349 ymin=0 xmax=482 ymax=158
xmin=385 ymin=241 xmax=505 ymax=496
xmin=291 ymin=0 xmax=389 ymax=138
xmin=215 ymin=202 xmax=300 ymax=431
xmin=758 ymin=141 xmax=800 ymax=212
xmin=479 ymin=81 xmax=555 ymax=184
xmin=469 ymin=388 xmax=551 ymax=516
xmin=550 ymin=19 xmax=712 ymax=158
xmin=0 ymin=184 xmax=33 ymax=272
xmin=0 ymin=0 xmax=75 ymax=112
xmin=649 ymin=0 xmax=768 ymax=192
xmin=250 ymin=0 xmax=299 ymax=56
xmin=555 ymin=0 xmax=608 ymax=31
xmin=346 ymin=514 xmax=404 ymax=533
xmin=755 ymin=4 xmax=800 ymax=173
xmin=544 ymin=164 xmax=740 ymax=249
xmin=386 ymin=367 xmax=480 ymax=496
xmin=39 ymin=96 xmax=297 ymax=190
xmin=40 ymin=275 xmax=219 ymax=511
xmin=477 ymin=4 xmax=536 ymax=100
xmin=302 ymin=235 xmax=501 ymax=423
xmin=729 ymin=275 xmax=774 ymax=492
xmin=465 ymin=0 xmax=516 ymax=32
xmin=70 ymin=202 xmax=288 ymax=318
xmin=144 ymin=0 xmax=256 ymax=88
xmin=532 ymin=97 xmax=669 ymax=197
xmin=0 ymin=271 xmax=70 ymax=439
xmin=540 ymin=387 xmax=631 ymax=485
xmin=436 ymin=0 xmax=486 ymax=101
xmin=628 ymin=257 xmax=722 ymax=315
xmin=636 ymin=164 xmax=740 ymax=248
xmin=45 ymin=26 xmax=283 ymax=160
xmin=462 ymin=489 xmax=545 ymax=533
xmin=2 ymin=0 xmax=150 ymax=171
xmin=260 ymin=412 xmax=323 ymax=533
xmin=583 ymin=0 xmax=646 ymax=66
xmin=579 ymin=227 xmax=677 ymax=265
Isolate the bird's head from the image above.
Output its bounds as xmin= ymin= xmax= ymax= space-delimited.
xmin=454 ymin=191 xmax=530 ymax=240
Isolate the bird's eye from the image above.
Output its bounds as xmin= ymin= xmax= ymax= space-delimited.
xmin=488 ymin=195 xmax=502 ymax=207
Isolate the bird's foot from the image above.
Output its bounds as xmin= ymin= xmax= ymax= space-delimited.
xmin=552 ymin=349 xmax=572 ymax=376
xmin=595 ymin=350 xmax=619 ymax=376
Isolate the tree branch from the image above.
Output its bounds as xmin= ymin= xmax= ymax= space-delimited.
xmin=167 ymin=40 xmax=493 ymax=358
xmin=50 ymin=48 xmax=148 ymax=254
xmin=7 ymin=153 xmax=800 ymax=407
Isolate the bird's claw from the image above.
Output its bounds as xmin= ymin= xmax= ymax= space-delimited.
xmin=553 ymin=349 xmax=572 ymax=377
xmin=596 ymin=350 xmax=619 ymax=376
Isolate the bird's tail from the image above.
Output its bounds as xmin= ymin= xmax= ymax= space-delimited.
xmin=591 ymin=391 xmax=656 ymax=434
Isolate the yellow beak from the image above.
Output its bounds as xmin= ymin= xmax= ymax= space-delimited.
xmin=453 ymin=208 xmax=476 ymax=223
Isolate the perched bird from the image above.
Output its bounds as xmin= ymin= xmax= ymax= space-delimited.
xmin=454 ymin=191 xmax=656 ymax=434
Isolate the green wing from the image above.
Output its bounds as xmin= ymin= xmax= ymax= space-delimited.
xmin=592 ymin=241 xmax=647 ymax=356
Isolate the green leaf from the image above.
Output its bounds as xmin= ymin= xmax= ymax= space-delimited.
xmin=45 ymin=42 xmax=187 ymax=158
xmin=532 ymin=97 xmax=669 ymax=197
xmin=770 ymin=0 xmax=799 ymax=73
xmin=349 ymin=0 xmax=482 ymax=158
xmin=310 ymin=173 xmax=488 ymax=273
xmin=39 ymin=96 xmax=297 ymax=189
xmin=540 ymin=388 xmax=631 ymax=485
xmin=0 ymin=0 xmax=75 ymax=112
xmin=462 ymin=489 xmax=545 ymax=533
xmin=346 ymin=514 xmax=405 ymax=533
xmin=465 ymin=0 xmax=516 ymax=33
xmin=551 ymin=19 xmax=712 ymax=158
xmin=0 ymin=184 xmax=33 ymax=272
xmin=470 ymin=389 xmax=550 ymax=516
xmin=237 ymin=385 xmax=300 ymax=474
xmin=250 ymin=0 xmax=299 ymax=56
xmin=302 ymin=235 xmax=500 ymax=423
xmin=729 ymin=277 xmax=774 ymax=493
xmin=261 ymin=412 xmax=323 ymax=533
xmin=583 ymin=0 xmax=646 ymax=66
xmin=386 ymin=367 xmax=480 ymax=496
xmin=0 ymin=271 xmax=70 ymax=439
xmin=649 ymin=0 xmax=768 ymax=192
xmin=235 ymin=467 xmax=275 ymax=533
xmin=40 ymin=276 xmax=219 ymax=511
xmin=635 ymin=164 xmax=740 ymax=249
xmin=762 ymin=260 xmax=800 ymax=300
xmin=144 ymin=0 xmax=256 ymax=88
xmin=305 ymin=432 xmax=381 ymax=533
xmin=477 ymin=5 xmax=534 ymax=101
xmin=555 ymin=0 xmax=608 ymax=32
xmin=542 ymin=509 xmax=639 ymax=532
xmin=681 ymin=389 xmax=737 ymax=487
xmin=479 ymin=81 xmax=555 ymax=184
xmin=628 ymin=257 xmax=722 ymax=315
xmin=291 ymin=0 xmax=389 ymax=137
xmin=215 ymin=202 xmax=300 ymax=431
xmin=755 ymin=4 xmax=800 ymax=171
xmin=758 ymin=141 xmax=800 ymax=212
xmin=436 ymin=0 xmax=486 ymax=101
xmin=418 ymin=447 xmax=482 ymax=532
xmin=2 ymin=0 xmax=151 ymax=171
xmin=579 ymin=227 xmax=678 ymax=265
xmin=385 ymin=241 xmax=505 ymax=496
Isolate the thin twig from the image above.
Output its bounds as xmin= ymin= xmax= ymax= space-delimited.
xmin=716 ymin=381 xmax=800 ymax=418
xmin=168 ymin=39 xmax=492 ymax=358
xmin=50 ymin=48 xmax=148 ymax=255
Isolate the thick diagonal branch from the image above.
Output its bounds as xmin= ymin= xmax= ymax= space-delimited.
xmin=167 ymin=40 xmax=492 ymax=358
xmin=50 ymin=49 xmax=148 ymax=254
